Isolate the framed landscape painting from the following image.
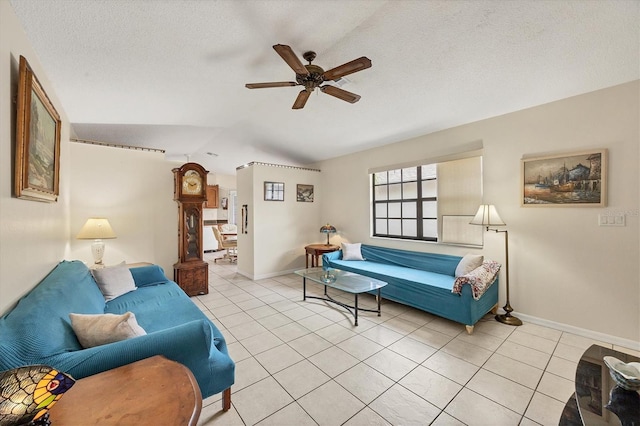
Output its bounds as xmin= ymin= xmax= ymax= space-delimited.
xmin=521 ymin=149 xmax=607 ymax=207
xmin=15 ymin=56 xmax=61 ymax=202
xmin=296 ymin=184 xmax=314 ymax=202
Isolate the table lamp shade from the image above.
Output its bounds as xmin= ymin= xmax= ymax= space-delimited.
xmin=319 ymin=224 xmax=337 ymax=245
xmin=77 ymin=218 xmax=116 ymax=265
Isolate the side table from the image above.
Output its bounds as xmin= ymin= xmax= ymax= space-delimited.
xmin=560 ymin=344 xmax=639 ymax=426
xmin=305 ymin=244 xmax=340 ymax=268
xmin=48 ymin=356 xmax=202 ymax=425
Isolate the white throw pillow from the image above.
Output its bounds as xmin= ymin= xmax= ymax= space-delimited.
xmin=455 ymin=254 xmax=484 ymax=277
xmin=69 ymin=312 xmax=146 ymax=348
xmin=91 ymin=262 xmax=137 ymax=301
xmin=342 ymin=242 xmax=365 ymax=261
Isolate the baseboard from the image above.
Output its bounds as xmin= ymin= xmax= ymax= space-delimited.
xmin=516 ymin=312 xmax=640 ymax=351
xmin=236 ymin=268 xmax=299 ymax=281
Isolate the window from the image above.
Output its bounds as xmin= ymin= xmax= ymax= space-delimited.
xmin=371 ymin=154 xmax=483 ymax=244
xmin=372 ymin=164 xmax=437 ymax=241
xmin=264 ymin=182 xmax=284 ymax=201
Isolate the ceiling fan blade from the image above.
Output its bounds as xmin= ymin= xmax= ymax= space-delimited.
xmin=245 ymin=82 xmax=297 ymax=89
xmin=322 ymin=56 xmax=372 ymax=81
xmin=273 ymin=44 xmax=309 ymax=76
xmin=320 ymin=85 xmax=361 ymax=103
xmin=292 ymin=90 xmax=311 ymax=109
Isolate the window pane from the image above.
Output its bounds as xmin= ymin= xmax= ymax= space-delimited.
xmin=422 ymin=164 xmax=437 ymax=179
xmin=402 ymin=167 xmax=417 ymax=182
xmin=375 ymin=203 xmax=387 ymax=218
xmin=388 ymin=169 xmax=402 ymax=183
xmin=402 ymin=219 xmax=417 ymax=237
xmin=374 ymin=172 xmax=387 ymax=185
xmin=402 ymin=182 xmax=417 ymax=199
xmin=388 ymin=219 xmax=401 ymax=235
xmin=388 ymin=203 xmax=401 ymax=217
xmin=374 ymin=185 xmax=387 ymax=201
xmin=388 ymin=183 xmax=402 ymax=200
xmin=402 ymin=202 xmax=416 ymax=218
xmin=422 ymin=180 xmax=437 ymax=197
xmin=423 ymin=219 xmax=437 ymax=238
xmin=422 ymin=200 xmax=437 ymax=218
xmin=375 ymin=219 xmax=387 ymax=234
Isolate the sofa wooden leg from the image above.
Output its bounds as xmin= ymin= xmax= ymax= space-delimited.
xmin=491 ymin=303 xmax=499 ymax=315
xmin=465 ymin=325 xmax=474 ymax=334
xmin=222 ymin=388 xmax=231 ymax=411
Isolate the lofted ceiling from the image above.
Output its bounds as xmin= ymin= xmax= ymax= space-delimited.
xmin=9 ymin=0 xmax=639 ymax=175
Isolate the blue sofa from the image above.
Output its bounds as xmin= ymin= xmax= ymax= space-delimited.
xmin=323 ymin=245 xmax=499 ymax=333
xmin=0 ymin=260 xmax=234 ymax=408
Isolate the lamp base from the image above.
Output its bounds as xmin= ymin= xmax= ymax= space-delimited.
xmin=495 ymin=313 xmax=523 ymax=326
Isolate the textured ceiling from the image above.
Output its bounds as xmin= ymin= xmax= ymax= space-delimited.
xmin=10 ymin=0 xmax=639 ymax=175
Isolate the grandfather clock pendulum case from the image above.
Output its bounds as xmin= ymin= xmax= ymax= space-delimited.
xmin=172 ymin=162 xmax=209 ymax=296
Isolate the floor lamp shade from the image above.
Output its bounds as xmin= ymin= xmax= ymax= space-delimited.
xmin=470 ymin=205 xmax=522 ymax=326
xmin=77 ymin=218 xmax=117 ymax=265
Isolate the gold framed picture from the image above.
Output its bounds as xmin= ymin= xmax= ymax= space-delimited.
xmin=15 ymin=56 xmax=61 ymax=202
xmin=521 ymin=149 xmax=607 ymax=207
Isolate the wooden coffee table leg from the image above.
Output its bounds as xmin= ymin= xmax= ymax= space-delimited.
xmin=222 ymin=388 xmax=231 ymax=411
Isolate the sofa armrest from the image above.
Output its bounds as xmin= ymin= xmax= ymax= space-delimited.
xmin=51 ymin=319 xmax=226 ymax=380
xmin=323 ymin=250 xmax=342 ymax=262
xmin=129 ymin=265 xmax=170 ymax=287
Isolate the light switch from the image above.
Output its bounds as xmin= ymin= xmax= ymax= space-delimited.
xmin=599 ymin=214 xmax=625 ymax=226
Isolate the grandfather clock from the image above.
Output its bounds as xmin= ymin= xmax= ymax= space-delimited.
xmin=173 ymin=162 xmax=209 ymax=296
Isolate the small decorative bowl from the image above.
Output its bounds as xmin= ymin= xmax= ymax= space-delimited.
xmin=320 ymin=273 xmax=336 ymax=284
xmin=603 ymin=356 xmax=640 ymax=391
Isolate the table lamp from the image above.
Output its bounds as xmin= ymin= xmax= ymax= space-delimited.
xmin=76 ymin=218 xmax=117 ymax=266
xmin=319 ymin=223 xmax=337 ymax=245
xmin=470 ymin=205 xmax=522 ymax=326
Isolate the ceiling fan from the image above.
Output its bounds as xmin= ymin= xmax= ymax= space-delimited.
xmin=245 ymin=44 xmax=372 ymax=109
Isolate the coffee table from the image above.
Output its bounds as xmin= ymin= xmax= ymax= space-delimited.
xmin=295 ymin=267 xmax=387 ymax=326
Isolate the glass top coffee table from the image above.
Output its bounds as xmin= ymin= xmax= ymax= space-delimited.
xmin=294 ymin=267 xmax=387 ymax=326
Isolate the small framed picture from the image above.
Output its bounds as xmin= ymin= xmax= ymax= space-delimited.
xmin=264 ymin=182 xmax=284 ymax=201
xmin=297 ymin=184 xmax=314 ymax=202
xmin=521 ymin=149 xmax=607 ymax=207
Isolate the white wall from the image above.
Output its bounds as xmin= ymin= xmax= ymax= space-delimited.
xmin=237 ymin=164 xmax=322 ymax=279
xmin=315 ymin=81 xmax=639 ymax=343
xmin=0 ymin=3 xmax=71 ymax=313
xmin=67 ymin=143 xmax=177 ymax=274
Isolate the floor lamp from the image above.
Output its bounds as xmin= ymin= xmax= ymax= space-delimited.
xmin=470 ymin=205 xmax=522 ymax=326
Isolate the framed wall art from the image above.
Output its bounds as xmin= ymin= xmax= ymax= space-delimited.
xmin=15 ymin=56 xmax=61 ymax=202
xmin=264 ymin=182 xmax=284 ymax=201
xmin=521 ymin=149 xmax=607 ymax=207
xmin=296 ymin=184 xmax=314 ymax=202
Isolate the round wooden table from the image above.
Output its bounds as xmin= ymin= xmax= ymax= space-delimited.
xmin=49 ymin=356 xmax=202 ymax=425
xmin=305 ymin=244 xmax=340 ymax=268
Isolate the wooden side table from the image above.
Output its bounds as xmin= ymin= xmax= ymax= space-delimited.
xmin=305 ymin=244 xmax=340 ymax=268
xmin=48 ymin=356 xmax=202 ymax=425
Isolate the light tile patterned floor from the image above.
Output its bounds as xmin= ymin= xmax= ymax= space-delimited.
xmin=195 ymin=253 xmax=639 ymax=426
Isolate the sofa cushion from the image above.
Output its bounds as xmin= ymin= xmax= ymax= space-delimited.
xmin=455 ymin=254 xmax=484 ymax=277
xmin=70 ymin=312 xmax=146 ymax=348
xmin=342 ymin=242 xmax=365 ymax=260
xmin=92 ymin=263 xmax=137 ymax=301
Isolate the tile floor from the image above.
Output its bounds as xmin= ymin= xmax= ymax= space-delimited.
xmin=195 ymin=253 xmax=639 ymax=426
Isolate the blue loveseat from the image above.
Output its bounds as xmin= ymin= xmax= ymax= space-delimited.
xmin=323 ymin=245 xmax=499 ymax=333
xmin=0 ymin=260 xmax=234 ymax=407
